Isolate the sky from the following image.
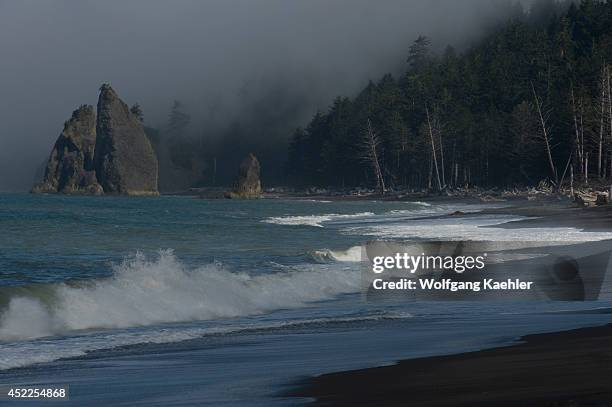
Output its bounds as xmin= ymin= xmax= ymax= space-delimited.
xmin=0 ymin=0 xmax=533 ymax=191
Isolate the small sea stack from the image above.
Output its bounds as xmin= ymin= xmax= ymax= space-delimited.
xmin=225 ymin=153 xmax=262 ymax=199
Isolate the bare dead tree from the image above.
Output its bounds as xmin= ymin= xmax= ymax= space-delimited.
xmin=427 ymin=109 xmax=446 ymax=187
xmin=425 ymin=105 xmax=442 ymax=191
xmin=559 ymin=146 xmax=574 ymax=192
xmin=580 ymin=107 xmax=585 ymax=180
xmin=451 ymin=140 xmax=457 ymax=188
xmin=531 ymin=82 xmax=558 ymax=184
xmin=428 ymin=152 xmax=433 ymax=190
xmin=598 ymin=65 xmax=607 ymax=179
xmin=585 ymin=152 xmax=589 ymax=184
xmin=436 ymin=116 xmax=446 ymax=188
xmin=606 ymin=64 xmax=612 ymax=197
xmin=361 ymin=119 xmax=386 ymax=195
xmin=608 ymin=65 xmax=612 ymax=179
xmin=570 ymin=83 xmax=584 ymax=175
xmin=570 ymin=165 xmax=574 ymax=196
xmin=609 ymin=65 xmax=612 ymax=132
xmin=560 ymin=83 xmax=582 ymax=191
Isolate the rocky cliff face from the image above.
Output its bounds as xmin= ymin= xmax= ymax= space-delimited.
xmin=33 ymin=85 xmax=159 ymax=196
xmin=32 ymin=105 xmax=103 ymax=195
xmin=226 ymin=153 xmax=262 ymax=198
xmin=93 ymin=84 xmax=158 ymax=195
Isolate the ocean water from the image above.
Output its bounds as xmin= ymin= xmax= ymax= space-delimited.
xmin=1 ymin=193 xmax=612 ymax=406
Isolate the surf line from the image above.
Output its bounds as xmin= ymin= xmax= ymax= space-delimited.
xmin=372 ymin=278 xmax=534 ymax=292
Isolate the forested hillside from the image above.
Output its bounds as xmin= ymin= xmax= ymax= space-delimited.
xmin=286 ymin=0 xmax=612 ymax=191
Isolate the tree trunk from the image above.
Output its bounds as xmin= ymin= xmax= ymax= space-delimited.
xmin=609 ymin=64 xmax=612 ymax=124
xmin=531 ymin=82 xmax=558 ymax=183
xmin=598 ymin=66 xmax=606 ymax=179
xmin=559 ymin=147 xmax=573 ymax=192
xmin=570 ymin=165 xmax=574 ymax=197
xmin=560 ymin=84 xmax=581 ymax=192
xmin=585 ymin=153 xmax=589 ymax=185
xmin=425 ymin=105 xmax=442 ymax=191
xmin=608 ymin=66 xmax=612 ymax=174
xmin=428 ymin=152 xmax=433 ymax=190
xmin=451 ymin=141 xmax=457 ymax=188
xmin=570 ymin=84 xmax=583 ymax=173
xmin=580 ymin=113 xmax=585 ymax=179
xmin=365 ymin=119 xmax=385 ymax=195
xmin=438 ymin=125 xmax=446 ymax=188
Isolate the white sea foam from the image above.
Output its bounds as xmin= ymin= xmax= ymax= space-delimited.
xmin=262 ymin=202 xmax=488 ymax=228
xmin=297 ymin=199 xmax=333 ymax=203
xmin=0 ymin=250 xmax=361 ymax=344
xmin=310 ymin=246 xmax=363 ymax=263
xmin=263 ymin=212 xmax=374 ymax=227
xmin=384 ymin=203 xmax=491 ymax=217
xmin=0 ymin=311 xmax=411 ymax=371
xmin=345 ymin=214 xmax=612 ymax=242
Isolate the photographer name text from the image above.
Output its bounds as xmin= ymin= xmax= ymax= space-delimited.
xmin=372 ymin=278 xmax=534 ymax=292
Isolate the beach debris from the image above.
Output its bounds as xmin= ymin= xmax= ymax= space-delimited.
xmin=574 ymin=192 xmax=596 ymax=207
xmin=573 ymin=191 xmax=609 ymax=207
xmin=479 ymin=195 xmax=505 ymax=202
xmin=595 ymin=192 xmax=609 ymax=206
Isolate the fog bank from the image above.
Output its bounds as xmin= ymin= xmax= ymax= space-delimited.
xmin=0 ymin=0 xmax=532 ymax=191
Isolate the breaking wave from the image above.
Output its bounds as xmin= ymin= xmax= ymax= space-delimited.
xmin=262 ymin=212 xmax=375 ymax=227
xmin=309 ymin=246 xmax=363 ymax=263
xmin=0 ymin=250 xmax=361 ymax=343
xmin=345 ymin=214 xmax=612 ymax=242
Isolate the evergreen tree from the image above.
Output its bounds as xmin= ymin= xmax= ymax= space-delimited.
xmin=286 ymin=0 xmax=612 ymax=190
xmin=167 ymin=100 xmax=191 ymax=139
xmin=130 ymin=103 xmax=144 ymax=123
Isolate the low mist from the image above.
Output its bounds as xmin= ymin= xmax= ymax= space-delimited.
xmin=0 ymin=0 xmax=533 ymax=191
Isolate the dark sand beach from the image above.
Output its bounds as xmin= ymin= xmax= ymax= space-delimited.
xmin=291 ymin=323 xmax=612 ymax=407
xmin=485 ymin=201 xmax=612 ymax=232
xmin=289 ymin=203 xmax=612 ymax=407
xmin=413 ymin=196 xmax=612 ymax=232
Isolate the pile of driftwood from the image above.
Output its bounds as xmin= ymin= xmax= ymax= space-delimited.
xmin=574 ymin=191 xmax=609 ymax=207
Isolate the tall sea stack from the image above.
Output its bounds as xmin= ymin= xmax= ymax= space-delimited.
xmin=33 ymin=85 xmax=159 ymax=196
xmin=32 ymin=105 xmax=103 ymax=195
xmin=94 ymin=84 xmax=159 ymax=195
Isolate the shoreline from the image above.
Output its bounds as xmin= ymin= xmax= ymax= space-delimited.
xmin=289 ymin=323 xmax=612 ymax=407
xmin=282 ymin=196 xmax=612 ymax=406
xmin=181 ymin=183 xmax=609 ymax=203
xmin=482 ymin=203 xmax=612 ymax=232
